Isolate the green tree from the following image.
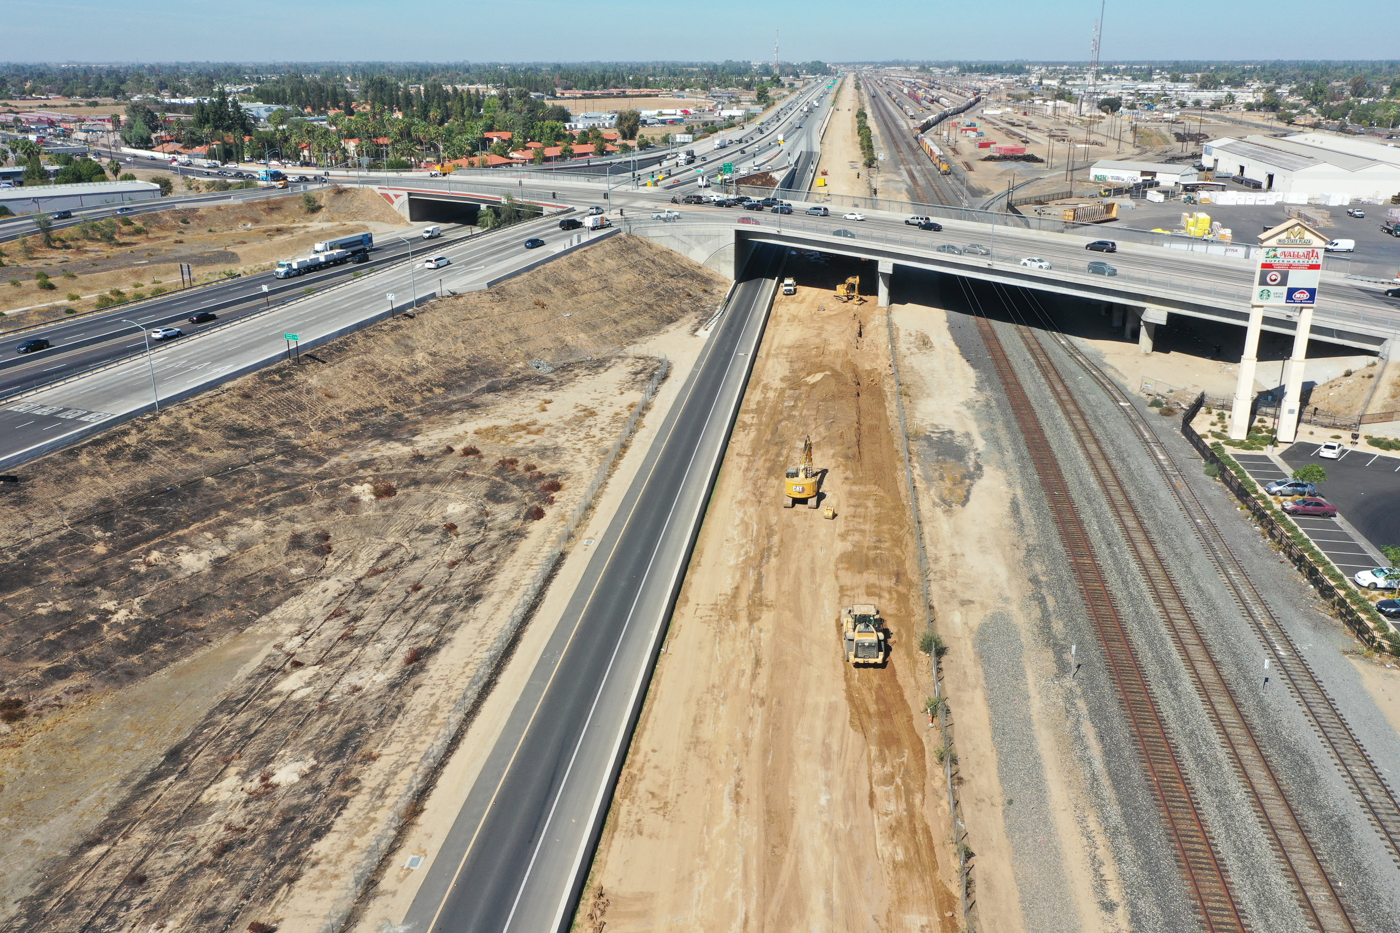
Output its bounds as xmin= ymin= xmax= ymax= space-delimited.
xmin=22 ymin=152 xmax=48 ymax=185
xmin=1099 ymin=96 xmax=1122 ymax=114
xmin=122 ymin=100 xmax=159 ymax=148
xmin=31 ymin=213 xmax=54 ymax=248
xmin=614 ymin=109 xmax=641 ymax=140
xmin=151 ymin=174 xmax=173 ymax=196
xmin=1293 ymin=464 xmax=1327 ymax=485
xmin=118 ymin=172 xmax=137 ymax=181
xmin=1349 ymin=75 xmax=1369 ymax=99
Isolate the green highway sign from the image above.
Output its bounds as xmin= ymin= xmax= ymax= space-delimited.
xmin=284 ymin=333 xmax=299 ymax=340
xmin=722 ymin=162 xmax=734 ymax=174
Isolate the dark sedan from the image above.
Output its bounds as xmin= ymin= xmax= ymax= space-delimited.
xmin=1376 ymin=599 xmax=1400 ymax=620
xmin=16 ymin=338 xmax=52 ymax=354
xmin=1086 ymin=240 xmax=1117 ymax=253
xmin=523 ymin=238 xmax=546 ymax=249
xmin=918 ymin=221 xmax=944 ymax=232
xmin=188 ymin=311 xmax=218 ymax=324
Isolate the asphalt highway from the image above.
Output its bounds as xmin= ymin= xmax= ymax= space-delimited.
xmin=0 ymin=221 xmax=485 ymax=396
xmin=401 ymin=244 xmax=784 ymax=933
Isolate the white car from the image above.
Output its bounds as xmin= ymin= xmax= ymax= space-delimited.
xmin=424 ymin=256 xmax=450 ymax=269
xmin=150 ymin=326 xmax=183 ymax=341
xmin=843 ymin=212 xmax=866 ymax=222
xmin=1319 ymin=441 xmax=1343 ymax=459
xmin=1020 ymin=257 xmax=1052 ymax=270
xmin=1354 ymin=567 xmax=1400 ymax=590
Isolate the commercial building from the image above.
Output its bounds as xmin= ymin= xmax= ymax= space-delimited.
xmin=0 ymin=180 xmax=161 ymax=216
xmin=1201 ymin=133 xmax=1400 ymax=202
xmin=1089 ymin=159 xmax=1200 ymax=187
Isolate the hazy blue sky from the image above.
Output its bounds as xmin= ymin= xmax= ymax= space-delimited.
xmin=4 ymin=0 xmax=1398 ymax=63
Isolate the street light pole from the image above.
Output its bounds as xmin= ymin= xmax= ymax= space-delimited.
xmin=121 ymin=319 xmax=160 ymax=412
xmin=397 ymin=236 xmax=418 ymax=309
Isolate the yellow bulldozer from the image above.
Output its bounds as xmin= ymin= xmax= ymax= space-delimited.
xmin=783 ymin=435 xmax=822 ymax=509
xmin=842 ymin=603 xmax=888 ymax=666
xmin=835 ymin=275 xmax=864 ymax=303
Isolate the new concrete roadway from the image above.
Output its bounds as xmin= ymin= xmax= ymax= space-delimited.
xmin=400 ymin=244 xmax=785 ymax=933
xmin=0 ymin=212 xmax=581 ymax=470
xmin=0 ymin=220 xmax=504 ymax=397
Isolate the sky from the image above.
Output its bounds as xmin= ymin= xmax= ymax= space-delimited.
xmin=4 ymin=0 xmax=1399 ymax=64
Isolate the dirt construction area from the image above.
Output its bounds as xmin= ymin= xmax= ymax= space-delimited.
xmin=0 ymin=235 xmax=726 ymax=933
xmin=1 ymin=186 xmax=407 ymax=323
xmin=586 ymin=257 xmax=963 ymax=931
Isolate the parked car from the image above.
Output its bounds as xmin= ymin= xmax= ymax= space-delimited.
xmin=806 ymin=206 xmax=830 ymax=216
xmin=1281 ymin=497 xmax=1338 ymax=517
xmin=963 ymin=244 xmax=990 ymax=256
xmin=559 ymin=218 xmax=583 ymax=230
xmin=1376 ymin=599 xmax=1400 ymax=620
xmin=423 ymin=256 xmax=450 ymax=269
xmin=15 ymin=338 xmax=51 ymax=354
xmin=1319 ymin=441 xmax=1344 ymax=459
xmin=1264 ymin=479 xmax=1317 ymax=497
xmin=1020 ymin=257 xmax=1052 ymax=270
xmin=936 ymin=244 xmax=963 ymax=255
xmin=831 ymin=228 xmax=856 ymax=238
xmin=843 ymin=212 xmax=866 ymax=221
xmin=737 ymin=216 xmax=761 ymax=226
xmin=1354 ymin=567 xmax=1400 ymax=590
xmin=1086 ymin=240 xmax=1117 ymax=253
xmin=150 ymin=326 xmax=183 ymax=341
xmin=1087 ymin=261 xmax=1118 ymax=276
xmin=918 ymin=221 xmax=943 ymax=231
xmin=523 ymin=238 xmax=546 ymax=249
xmin=1346 ymin=208 xmax=1365 ymax=218
xmin=187 ymin=311 xmax=217 ymax=324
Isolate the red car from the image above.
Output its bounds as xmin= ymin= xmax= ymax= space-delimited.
xmin=1282 ymin=497 xmax=1338 ymax=517
xmin=737 ymin=216 xmax=761 ymax=225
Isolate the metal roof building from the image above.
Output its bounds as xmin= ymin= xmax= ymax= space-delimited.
xmin=1202 ymin=134 xmax=1400 ymax=202
xmin=1088 ymin=159 xmax=1200 ymax=186
xmin=0 ymin=180 xmax=161 ymax=216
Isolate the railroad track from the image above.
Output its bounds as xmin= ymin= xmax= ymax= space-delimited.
xmin=958 ymin=281 xmax=1249 ymax=933
xmin=1004 ymin=283 xmax=1400 ymax=871
xmin=864 ymin=78 xmax=953 ymax=208
xmin=964 ymin=278 xmax=1356 ymax=933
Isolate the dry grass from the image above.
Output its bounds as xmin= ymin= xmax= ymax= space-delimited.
xmin=0 ymin=234 xmax=726 ymax=933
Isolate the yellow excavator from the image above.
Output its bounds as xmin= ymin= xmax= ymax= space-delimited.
xmin=842 ymin=603 xmax=888 ymax=666
xmin=835 ymin=275 xmax=864 ymax=303
xmin=783 ymin=435 xmax=822 ymax=509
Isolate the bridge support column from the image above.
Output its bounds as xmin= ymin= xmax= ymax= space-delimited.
xmin=1111 ymin=305 xmax=1124 ymax=329
xmin=877 ymin=259 xmax=893 ymax=308
xmin=1138 ymin=306 xmax=1168 ymax=355
xmin=1229 ymin=307 xmax=1266 ymax=439
xmin=1276 ymin=305 xmax=1315 ymax=444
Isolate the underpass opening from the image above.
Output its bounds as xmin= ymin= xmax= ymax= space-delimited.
xmin=406 ymin=194 xmax=482 ymax=226
xmin=782 ymin=250 xmax=878 ymax=307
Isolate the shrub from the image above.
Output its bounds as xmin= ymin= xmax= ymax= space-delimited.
xmin=1148 ymin=397 xmax=1164 ymax=408
xmin=527 ymin=505 xmax=546 ymax=521
xmin=371 ymin=481 xmax=397 ymax=499
xmin=61 ymin=268 xmax=75 ymax=278
xmin=1292 ymin=464 xmax=1327 ymax=484
xmin=301 ymin=192 xmax=321 ymax=214
xmin=1204 ymin=462 xmax=1220 ymax=478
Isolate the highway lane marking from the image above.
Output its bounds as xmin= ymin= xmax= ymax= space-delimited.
xmin=12 ymin=421 xmax=33 ymax=428
xmin=419 ymin=268 xmax=769 ymax=933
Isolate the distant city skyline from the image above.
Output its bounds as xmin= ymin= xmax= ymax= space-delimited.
xmin=3 ymin=0 xmax=1398 ymax=64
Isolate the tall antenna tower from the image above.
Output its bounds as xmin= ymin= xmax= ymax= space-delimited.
xmin=1086 ymin=0 xmax=1106 ymax=113
xmin=774 ymin=30 xmax=780 ymax=80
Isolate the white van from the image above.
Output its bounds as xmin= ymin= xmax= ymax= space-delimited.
xmin=1326 ymin=239 xmax=1356 ymax=252
xmin=422 ymin=225 xmax=442 ymax=240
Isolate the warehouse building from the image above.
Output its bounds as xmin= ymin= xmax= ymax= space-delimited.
xmin=0 ymin=180 xmax=161 ymax=216
xmin=1201 ymin=133 xmax=1400 ymax=203
xmin=1088 ymin=159 xmax=1200 ymax=187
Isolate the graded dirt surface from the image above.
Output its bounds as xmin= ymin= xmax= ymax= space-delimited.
xmin=1 ymin=186 xmax=407 ymax=321
xmin=586 ymin=256 xmax=962 ymax=932
xmin=813 ymin=74 xmax=875 ymax=202
xmin=0 ymin=234 xmax=727 ymax=932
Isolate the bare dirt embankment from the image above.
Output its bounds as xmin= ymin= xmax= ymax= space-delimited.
xmin=0 ymin=234 xmax=726 ymax=933
xmin=586 ymin=256 xmax=961 ymax=932
xmin=2 ymin=186 xmax=406 ymax=322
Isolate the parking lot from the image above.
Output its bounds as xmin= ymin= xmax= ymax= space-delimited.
xmin=1232 ymin=449 xmax=1391 ymax=579
xmin=1115 ymin=199 xmax=1400 ymax=281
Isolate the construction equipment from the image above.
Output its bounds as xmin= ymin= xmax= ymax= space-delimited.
xmin=823 ymin=505 xmax=836 ymax=520
xmin=783 ymin=435 xmax=822 ymax=509
xmin=835 ymin=276 xmax=864 ymax=303
xmin=842 ymin=603 xmax=888 ymax=666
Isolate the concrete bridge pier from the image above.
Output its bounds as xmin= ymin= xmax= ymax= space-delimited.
xmin=877 ymin=259 xmax=893 ymax=308
xmin=1111 ymin=305 xmax=1124 ymax=329
xmin=1138 ymin=306 xmax=1169 ymax=354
